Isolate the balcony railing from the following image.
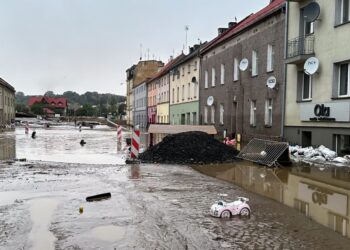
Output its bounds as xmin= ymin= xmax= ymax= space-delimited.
xmin=287 ymin=35 xmax=315 ymax=59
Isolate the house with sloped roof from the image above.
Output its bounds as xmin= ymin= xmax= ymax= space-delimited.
xmin=28 ymin=96 xmax=68 ymax=116
xmin=199 ymin=0 xmax=286 ymax=142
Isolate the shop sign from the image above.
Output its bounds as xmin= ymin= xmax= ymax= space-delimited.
xmin=300 ymin=102 xmax=350 ymax=122
xmin=298 ymin=182 xmax=348 ymax=216
xmin=309 ymin=104 xmax=335 ymax=121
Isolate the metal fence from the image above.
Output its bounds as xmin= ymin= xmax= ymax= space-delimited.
xmin=237 ymin=139 xmax=289 ymax=167
xmin=287 ymin=35 xmax=315 ymax=59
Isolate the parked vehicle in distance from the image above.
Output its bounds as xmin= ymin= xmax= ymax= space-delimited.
xmin=210 ymin=196 xmax=251 ymax=218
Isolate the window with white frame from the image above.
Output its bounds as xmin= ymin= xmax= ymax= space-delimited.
xmin=252 ymin=50 xmax=258 ymax=76
xmin=211 ymin=67 xmax=216 ymax=86
xmin=220 ymin=64 xmax=225 ymax=84
xmin=250 ymin=100 xmax=257 ymax=126
xmin=219 ymin=104 xmax=224 ymax=124
xmin=267 ymin=44 xmax=274 ymax=72
xmin=211 ymin=106 xmax=215 ymax=124
xmin=205 ymin=70 xmax=208 ymax=88
xmin=337 ymin=0 xmax=350 ymax=24
xmin=302 ymin=73 xmax=312 ymax=100
xmin=187 ymin=82 xmax=191 ymax=100
xmin=265 ymin=99 xmax=273 ymax=126
xmin=204 ymin=106 xmax=208 ymax=124
xmin=339 ymin=62 xmax=350 ymax=96
xmin=233 ymin=58 xmax=239 ymax=81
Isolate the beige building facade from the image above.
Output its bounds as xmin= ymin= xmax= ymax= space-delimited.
xmin=0 ymin=78 xmax=15 ymax=127
xmin=125 ymin=60 xmax=163 ymax=126
xmin=169 ymin=45 xmax=201 ymax=125
xmin=285 ymin=0 xmax=350 ymax=154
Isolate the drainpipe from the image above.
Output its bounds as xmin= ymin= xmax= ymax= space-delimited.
xmin=281 ymin=0 xmax=289 ymax=140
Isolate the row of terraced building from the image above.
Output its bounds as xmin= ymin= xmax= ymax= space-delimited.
xmin=125 ymin=0 xmax=350 ymax=156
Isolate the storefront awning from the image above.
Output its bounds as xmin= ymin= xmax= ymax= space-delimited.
xmin=148 ymin=124 xmax=217 ymax=135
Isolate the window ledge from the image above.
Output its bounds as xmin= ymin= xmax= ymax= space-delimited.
xmin=331 ymin=96 xmax=350 ymax=100
xmin=296 ymin=99 xmax=312 ymax=103
xmin=266 ymin=70 xmax=274 ymax=73
xmin=334 ymin=20 xmax=350 ymax=28
xmin=264 ymin=125 xmax=272 ymax=128
xmin=251 ymin=75 xmax=258 ymax=78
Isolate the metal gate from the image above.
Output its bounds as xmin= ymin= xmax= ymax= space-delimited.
xmin=237 ymin=139 xmax=290 ymax=167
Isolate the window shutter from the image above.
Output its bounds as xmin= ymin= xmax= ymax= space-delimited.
xmin=297 ymin=71 xmax=303 ymax=102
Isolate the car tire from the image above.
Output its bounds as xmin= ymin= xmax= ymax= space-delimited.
xmin=221 ymin=210 xmax=231 ymax=218
xmin=239 ymin=208 xmax=250 ymax=217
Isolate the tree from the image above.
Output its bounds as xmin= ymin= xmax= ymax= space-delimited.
xmin=117 ymin=103 xmax=126 ymax=116
xmin=15 ymin=103 xmax=30 ymax=113
xmin=30 ymin=103 xmax=45 ymax=115
xmin=44 ymin=91 xmax=55 ymax=97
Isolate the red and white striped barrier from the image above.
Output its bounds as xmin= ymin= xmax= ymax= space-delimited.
xmin=117 ymin=125 xmax=122 ymax=142
xmin=131 ymin=128 xmax=140 ymax=159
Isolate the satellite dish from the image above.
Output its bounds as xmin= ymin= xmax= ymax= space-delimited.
xmin=303 ymin=2 xmax=320 ymax=22
xmin=239 ymin=58 xmax=249 ymax=71
xmin=304 ymin=57 xmax=319 ymax=75
xmin=266 ymin=76 xmax=277 ymax=89
xmin=207 ymin=96 xmax=214 ymax=106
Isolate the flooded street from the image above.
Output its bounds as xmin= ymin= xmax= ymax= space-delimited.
xmin=1 ymin=127 xmax=350 ymax=249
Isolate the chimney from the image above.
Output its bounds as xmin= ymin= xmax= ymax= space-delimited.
xmin=218 ymin=27 xmax=228 ymax=35
xmin=228 ymin=22 xmax=237 ymax=28
xmin=189 ymin=46 xmax=194 ymax=54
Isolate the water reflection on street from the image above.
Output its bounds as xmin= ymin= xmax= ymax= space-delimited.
xmin=193 ymin=162 xmax=350 ymax=238
xmin=0 ymin=132 xmax=16 ymax=160
xmin=14 ymin=126 xmax=128 ymax=164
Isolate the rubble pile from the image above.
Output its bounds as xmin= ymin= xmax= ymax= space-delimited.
xmin=139 ymin=131 xmax=239 ymax=164
xmin=289 ymin=145 xmax=350 ymax=165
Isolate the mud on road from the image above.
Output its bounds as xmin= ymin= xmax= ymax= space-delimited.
xmin=1 ymin=161 xmax=350 ymax=250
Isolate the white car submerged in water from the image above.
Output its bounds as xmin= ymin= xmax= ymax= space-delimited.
xmin=210 ymin=196 xmax=251 ymax=218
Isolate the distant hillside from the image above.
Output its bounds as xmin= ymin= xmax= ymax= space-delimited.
xmin=16 ymin=91 xmax=126 ymax=108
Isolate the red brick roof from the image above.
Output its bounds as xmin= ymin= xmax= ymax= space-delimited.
xmin=201 ymin=0 xmax=285 ymax=54
xmin=28 ymin=96 xmax=68 ymax=108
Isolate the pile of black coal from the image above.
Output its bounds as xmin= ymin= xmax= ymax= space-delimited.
xmin=139 ymin=131 xmax=239 ymax=164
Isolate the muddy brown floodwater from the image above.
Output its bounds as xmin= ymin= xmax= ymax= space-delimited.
xmin=1 ymin=127 xmax=350 ymax=249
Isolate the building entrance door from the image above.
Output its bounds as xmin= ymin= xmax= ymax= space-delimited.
xmin=302 ymin=131 xmax=312 ymax=147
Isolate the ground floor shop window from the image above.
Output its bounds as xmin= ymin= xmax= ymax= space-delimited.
xmin=294 ymin=199 xmax=309 ymax=216
xmin=192 ymin=112 xmax=197 ymax=125
xmin=181 ymin=114 xmax=185 ymax=125
xmin=250 ymin=100 xmax=256 ymax=127
xmin=211 ymin=106 xmax=215 ymax=124
xmin=328 ymin=213 xmax=348 ymax=237
xmin=335 ymin=134 xmax=350 ymax=156
xmin=219 ymin=104 xmax=224 ymax=125
xmin=265 ymin=99 xmax=273 ymax=126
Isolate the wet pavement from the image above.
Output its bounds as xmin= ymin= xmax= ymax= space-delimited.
xmin=1 ymin=127 xmax=350 ymax=249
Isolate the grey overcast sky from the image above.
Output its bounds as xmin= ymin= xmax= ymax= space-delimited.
xmin=0 ymin=0 xmax=268 ymax=96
